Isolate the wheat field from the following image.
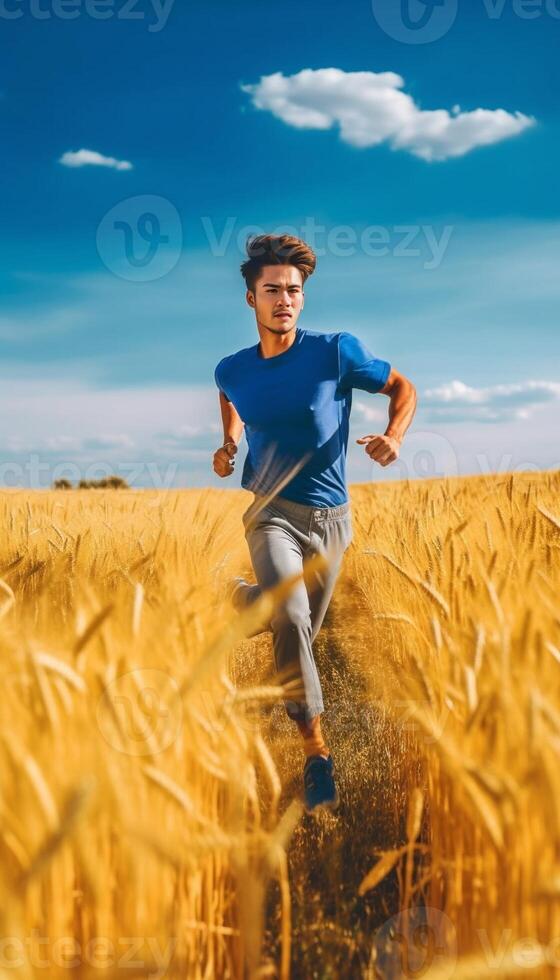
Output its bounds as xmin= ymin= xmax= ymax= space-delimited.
xmin=1 ymin=470 xmax=559 ymax=979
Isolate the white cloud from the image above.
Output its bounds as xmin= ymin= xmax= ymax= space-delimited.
xmin=0 ymin=380 xmax=219 ymax=448
xmin=59 ymin=148 xmax=133 ymax=171
xmin=44 ymin=434 xmax=136 ymax=452
xmin=423 ymin=379 xmax=560 ymax=422
xmin=352 ymin=400 xmax=386 ymax=425
xmin=240 ymin=68 xmax=535 ymax=161
xmin=0 ymin=306 xmax=87 ymax=341
xmin=0 ymin=380 xmax=225 ymax=488
xmin=83 ymin=434 xmax=136 ymax=450
xmin=158 ymin=422 xmax=221 ymax=447
xmin=44 ymin=435 xmax=83 ymax=452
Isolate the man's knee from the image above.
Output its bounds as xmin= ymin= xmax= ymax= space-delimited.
xmin=270 ymin=602 xmax=312 ymax=634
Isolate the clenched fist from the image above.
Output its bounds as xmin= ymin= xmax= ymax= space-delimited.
xmin=213 ymin=440 xmax=238 ymax=478
xmin=356 ymin=433 xmax=401 ymax=467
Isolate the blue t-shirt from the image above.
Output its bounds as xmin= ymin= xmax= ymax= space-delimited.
xmin=214 ymin=327 xmax=390 ymax=507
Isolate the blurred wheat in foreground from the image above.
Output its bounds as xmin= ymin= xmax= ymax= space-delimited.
xmin=1 ymin=471 xmax=560 ymax=980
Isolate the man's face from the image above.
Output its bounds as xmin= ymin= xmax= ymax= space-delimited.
xmin=246 ymin=264 xmax=304 ymax=333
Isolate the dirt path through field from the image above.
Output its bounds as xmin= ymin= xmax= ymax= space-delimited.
xmin=249 ymin=570 xmax=426 ymax=978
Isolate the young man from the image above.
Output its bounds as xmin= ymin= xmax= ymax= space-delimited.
xmin=213 ymin=234 xmax=416 ymax=812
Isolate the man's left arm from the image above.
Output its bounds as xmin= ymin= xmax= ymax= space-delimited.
xmin=356 ymin=368 xmax=417 ymax=467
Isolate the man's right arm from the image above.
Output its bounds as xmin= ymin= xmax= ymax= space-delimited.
xmin=213 ymin=391 xmax=245 ymax=478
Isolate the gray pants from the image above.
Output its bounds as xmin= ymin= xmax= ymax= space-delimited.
xmin=237 ymin=493 xmax=353 ymax=725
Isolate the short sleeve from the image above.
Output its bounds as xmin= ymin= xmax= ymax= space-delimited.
xmin=214 ymin=360 xmax=231 ymax=402
xmin=337 ymin=331 xmax=390 ymax=395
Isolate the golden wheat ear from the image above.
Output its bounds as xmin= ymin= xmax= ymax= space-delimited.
xmin=242 ymin=442 xmax=314 ymax=534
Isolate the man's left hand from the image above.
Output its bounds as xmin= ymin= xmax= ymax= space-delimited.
xmin=356 ymin=433 xmax=401 ymax=467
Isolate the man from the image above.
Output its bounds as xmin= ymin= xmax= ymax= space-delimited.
xmin=213 ymin=234 xmax=416 ymax=813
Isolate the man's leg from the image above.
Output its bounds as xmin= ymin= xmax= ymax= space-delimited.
xmin=234 ymin=517 xmax=350 ymax=631
xmin=294 ymin=518 xmax=352 ymax=757
xmin=242 ymin=517 xmax=325 ymax=725
xmin=307 ymin=550 xmax=347 ymax=644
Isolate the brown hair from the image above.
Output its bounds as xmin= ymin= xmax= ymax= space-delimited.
xmin=240 ymin=233 xmax=317 ymax=292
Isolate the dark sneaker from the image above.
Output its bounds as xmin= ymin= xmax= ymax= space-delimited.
xmin=303 ymin=753 xmax=339 ymax=813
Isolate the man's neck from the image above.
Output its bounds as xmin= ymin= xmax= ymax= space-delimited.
xmin=257 ymin=324 xmax=299 ymax=359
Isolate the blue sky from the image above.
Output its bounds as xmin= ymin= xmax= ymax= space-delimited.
xmin=1 ymin=0 xmax=559 ymax=489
